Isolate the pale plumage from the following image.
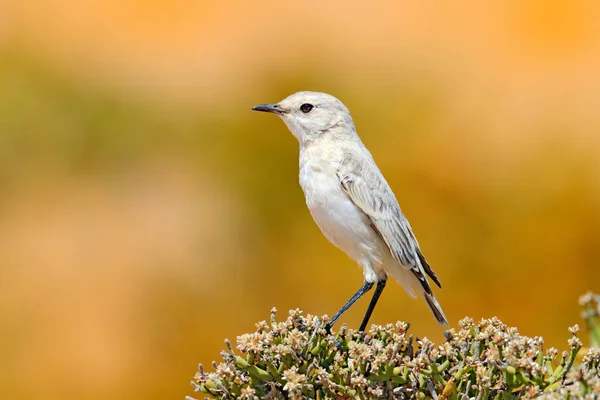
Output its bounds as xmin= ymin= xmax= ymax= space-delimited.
xmin=252 ymin=91 xmax=448 ymax=329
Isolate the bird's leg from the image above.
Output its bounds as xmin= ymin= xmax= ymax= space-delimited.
xmin=324 ymin=281 xmax=374 ymax=334
xmin=358 ymin=279 xmax=387 ymax=332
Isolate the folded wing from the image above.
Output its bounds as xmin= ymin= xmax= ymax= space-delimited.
xmin=336 ymin=152 xmax=442 ymax=294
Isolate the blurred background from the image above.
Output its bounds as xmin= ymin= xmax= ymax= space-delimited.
xmin=1 ymin=1 xmax=600 ymax=398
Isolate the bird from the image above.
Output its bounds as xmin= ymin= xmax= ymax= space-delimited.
xmin=251 ymin=91 xmax=448 ymax=332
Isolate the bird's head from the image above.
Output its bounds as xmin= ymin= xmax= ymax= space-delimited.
xmin=252 ymin=91 xmax=356 ymax=144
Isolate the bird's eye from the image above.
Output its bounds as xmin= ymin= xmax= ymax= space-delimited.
xmin=300 ymin=103 xmax=314 ymax=113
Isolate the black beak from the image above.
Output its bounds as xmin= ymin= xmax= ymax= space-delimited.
xmin=251 ymin=103 xmax=285 ymax=115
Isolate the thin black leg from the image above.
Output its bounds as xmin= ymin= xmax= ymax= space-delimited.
xmin=359 ymin=279 xmax=387 ymax=332
xmin=324 ymin=281 xmax=374 ymax=333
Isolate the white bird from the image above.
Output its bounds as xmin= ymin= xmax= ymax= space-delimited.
xmin=252 ymin=91 xmax=448 ymax=331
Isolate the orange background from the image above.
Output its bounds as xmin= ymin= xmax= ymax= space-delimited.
xmin=1 ymin=1 xmax=599 ymax=399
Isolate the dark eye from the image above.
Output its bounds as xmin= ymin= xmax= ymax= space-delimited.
xmin=300 ymin=103 xmax=314 ymax=113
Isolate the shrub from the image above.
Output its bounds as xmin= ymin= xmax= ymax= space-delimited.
xmin=189 ymin=293 xmax=600 ymax=399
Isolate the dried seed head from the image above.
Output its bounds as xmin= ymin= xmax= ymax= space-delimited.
xmin=568 ymin=324 xmax=580 ymax=335
xmin=568 ymin=336 xmax=583 ymax=348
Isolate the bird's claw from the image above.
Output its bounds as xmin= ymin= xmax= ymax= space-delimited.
xmin=331 ymin=336 xmax=343 ymax=352
xmin=322 ymin=322 xmax=343 ymax=351
xmin=307 ymin=319 xmax=343 ymax=352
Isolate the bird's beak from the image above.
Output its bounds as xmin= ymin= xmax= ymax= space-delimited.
xmin=251 ymin=103 xmax=285 ymax=115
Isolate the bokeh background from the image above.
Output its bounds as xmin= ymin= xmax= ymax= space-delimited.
xmin=1 ymin=1 xmax=600 ymax=399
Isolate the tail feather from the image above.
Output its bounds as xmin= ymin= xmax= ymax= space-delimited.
xmin=387 ymin=263 xmax=448 ymax=327
xmin=424 ymin=292 xmax=449 ymax=327
xmin=418 ymin=251 xmax=441 ymax=288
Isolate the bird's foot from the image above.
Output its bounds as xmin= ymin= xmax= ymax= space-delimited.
xmin=331 ymin=336 xmax=343 ymax=352
xmin=323 ymin=323 xmax=343 ymax=351
xmin=307 ymin=319 xmax=343 ymax=352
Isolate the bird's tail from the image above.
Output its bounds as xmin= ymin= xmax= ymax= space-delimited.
xmin=423 ymin=292 xmax=449 ymax=327
xmin=387 ymin=263 xmax=449 ymax=327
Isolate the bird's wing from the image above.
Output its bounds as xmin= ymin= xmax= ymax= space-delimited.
xmin=336 ymin=152 xmax=441 ymax=292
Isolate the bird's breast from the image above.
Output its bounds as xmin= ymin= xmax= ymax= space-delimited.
xmin=299 ymin=160 xmax=383 ymax=264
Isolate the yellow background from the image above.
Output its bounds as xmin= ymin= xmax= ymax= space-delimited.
xmin=1 ymin=1 xmax=599 ymax=399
